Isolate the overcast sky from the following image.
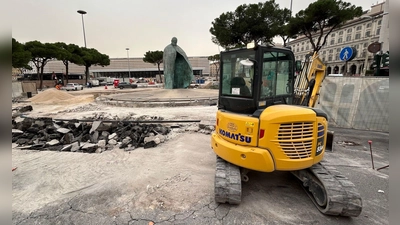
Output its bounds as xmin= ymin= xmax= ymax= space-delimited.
xmin=12 ymin=0 xmax=383 ymax=58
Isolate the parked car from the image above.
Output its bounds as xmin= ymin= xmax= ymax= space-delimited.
xmin=63 ymin=83 xmax=83 ymax=91
xmin=117 ymin=82 xmax=138 ymax=89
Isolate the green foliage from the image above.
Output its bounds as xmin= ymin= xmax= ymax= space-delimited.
xmin=24 ymin=40 xmax=59 ymax=89
xmin=210 ymin=0 xmax=288 ymax=48
xmin=275 ymin=8 xmax=293 ymax=46
xmin=54 ymin=42 xmax=84 ymax=83
xmin=77 ymin=48 xmax=110 ymax=68
xmin=12 ymin=38 xmax=32 ymax=69
xmin=143 ymin=50 xmax=163 ymax=83
xmin=143 ymin=50 xmax=163 ymax=65
xmin=207 ymin=54 xmax=220 ymax=62
xmin=287 ymin=0 xmax=363 ymax=53
xmin=74 ymin=47 xmax=110 ymax=84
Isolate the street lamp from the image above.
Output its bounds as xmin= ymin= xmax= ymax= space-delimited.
xmin=126 ymin=48 xmax=131 ymax=82
xmin=361 ymin=12 xmax=388 ymax=76
xmin=77 ymin=10 xmax=87 ymax=48
xmin=77 ymin=10 xmax=89 ymax=85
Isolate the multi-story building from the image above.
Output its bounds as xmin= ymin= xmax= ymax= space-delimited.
xmin=287 ymin=1 xmax=389 ymax=76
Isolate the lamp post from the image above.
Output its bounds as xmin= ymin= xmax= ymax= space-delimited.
xmin=361 ymin=12 xmax=388 ymax=76
xmin=126 ymin=48 xmax=131 ymax=82
xmin=77 ymin=10 xmax=87 ymax=48
xmin=77 ymin=10 xmax=89 ymax=85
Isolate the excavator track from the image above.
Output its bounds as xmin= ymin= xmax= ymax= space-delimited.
xmin=214 ymin=156 xmax=242 ymax=204
xmin=291 ymin=160 xmax=362 ymax=217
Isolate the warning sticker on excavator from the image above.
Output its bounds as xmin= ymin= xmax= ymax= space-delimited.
xmin=245 ymin=122 xmax=255 ymax=127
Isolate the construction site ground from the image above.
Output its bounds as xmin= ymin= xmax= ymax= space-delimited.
xmin=12 ymin=87 xmax=389 ymax=225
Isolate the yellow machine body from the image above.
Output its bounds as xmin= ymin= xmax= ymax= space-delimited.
xmin=211 ymin=104 xmax=328 ymax=172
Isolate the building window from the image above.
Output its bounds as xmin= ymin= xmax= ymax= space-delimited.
xmin=336 ymin=55 xmax=340 ymax=61
xmin=364 ymin=43 xmax=367 ymax=47
xmin=339 ymin=31 xmax=344 ymax=35
xmin=336 ymin=48 xmax=341 ymax=52
xmin=338 ymin=37 xmax=343 ymax=43
xmin=346 ymin=36 xmax=351 ymax=41
xmin=376 ymin=28 xmax=381 ymax=35
xmin=378 ymin=19 xmax=382 ymax=25
xmin=356 ymin=25 xmax=362 ymax=31
xmin=354 ymin=44 xmax=359 ymax=50
xmin=301 ymin=47 xmax=304 ymax=51
xmin=365 ymin=31 xmax=371 ymax=37
xmin=302 ymin=42 xmax=305 ymax=45
xmin=328 ymin=55 xmax=332 ymax=61
xmin=306 ymin=45 xmax=309 ymax=50
xmin=331 ymin=33 xmax=335 ymax=37
xmin=366 ymin=23 xmax=372 ymax=28
xmin=347 ymin=28 xmax=352 ymax=33
xmin=330 ymin=39 xmax=335 ymax=45
xmin=296 ymin=48 xmax=299 ymax=52
xmin=322 ymin=50 xmax=326 ymax=55
xmin=355 ymin=33 xmax=361 ymax=39
xmin=329 ymin=49 xmax=333 ymax=53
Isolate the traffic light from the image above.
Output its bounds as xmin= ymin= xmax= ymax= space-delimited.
xmin=370 ymin=54 xmax=381 ymax=70
xmin=381 ymin=51 xmax=389 ymax=67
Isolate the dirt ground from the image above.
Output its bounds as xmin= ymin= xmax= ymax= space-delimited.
xmin=12 ymin=89 xmax=389 ymax=225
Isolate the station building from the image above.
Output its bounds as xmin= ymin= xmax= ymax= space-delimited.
xmin=24 ymin=56 xmax=210 ymax=82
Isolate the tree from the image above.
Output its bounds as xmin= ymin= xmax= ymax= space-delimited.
xmin=210 ymin=0 xmax=286 ymax=49
xmin=12 ymin=38 xmax=32 ymax=70
xmin=143 ymin=50 xmax=163 ymax=83
xmin=76 ymin=47 xmax=110 ymax=85
xmin=24 ymin=41 xmax=58 ymax=89
xmin=287 ymin=0 xmax=363 ymax=53
xmin=275 ymin=8 xmax=293 ymax=47
xmin=208 ymin=54 xmax=220 ymax=81
xmin=54 ymin=42 xmax=83 ymax=84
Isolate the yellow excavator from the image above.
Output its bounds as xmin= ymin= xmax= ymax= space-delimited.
xmin=210 ymin=43 xmax=362 ymax=217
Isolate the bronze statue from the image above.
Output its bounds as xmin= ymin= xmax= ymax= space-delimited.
xmin=163 ymin=37 xmax=193 ymax=89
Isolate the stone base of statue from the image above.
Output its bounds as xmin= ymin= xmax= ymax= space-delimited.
xmin=96 ymin=88 xmax=218 ymax=107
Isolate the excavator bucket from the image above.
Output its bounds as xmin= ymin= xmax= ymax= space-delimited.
xmin=326 ymin=130 xmax=334 ymax=152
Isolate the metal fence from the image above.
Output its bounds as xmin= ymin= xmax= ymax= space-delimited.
xmin=315 ymin=77 xmax=389 ymax=132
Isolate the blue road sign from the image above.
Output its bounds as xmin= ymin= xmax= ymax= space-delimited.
xmin=339 ymin=47 xmax=354 ymax=61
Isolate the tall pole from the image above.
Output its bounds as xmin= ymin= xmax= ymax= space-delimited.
xmin=77 ymin=10 xmax=87 ymax=48
xmin=126 ymin=48 xmax=131 ymax=82
xmin=77 ymin=10 xmax=88 ymax=84
xmin=287 ymin=0 xmax=293 ymax=46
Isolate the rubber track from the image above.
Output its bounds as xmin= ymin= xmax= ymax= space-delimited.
xmin=214 ymin=156 xmax=242 ymax=204
xmin=292 ymin=160 xmax=363 ymax=217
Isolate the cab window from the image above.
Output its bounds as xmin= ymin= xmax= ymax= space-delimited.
xmin=220 ymin=50 xmax=255 ymax=97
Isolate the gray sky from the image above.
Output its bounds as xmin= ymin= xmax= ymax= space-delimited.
xmin=12 ymin=0 xmax=382 ymax=58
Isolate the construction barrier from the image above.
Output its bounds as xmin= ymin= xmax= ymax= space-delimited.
xmin=315 ymin=77 xmax=389 ymax=132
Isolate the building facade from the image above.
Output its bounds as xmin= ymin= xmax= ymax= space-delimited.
xmin=287 ymin=1 xmax=389 ymax=76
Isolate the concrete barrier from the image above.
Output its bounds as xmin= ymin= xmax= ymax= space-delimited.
xmin=315 ymin=77 xmax=389 ymax=132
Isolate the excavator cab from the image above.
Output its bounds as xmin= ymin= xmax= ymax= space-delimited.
xmin=218 ymin=45 xmax=296 ymax=114
xmin=211 ymin=44 xmax=361 ymax=217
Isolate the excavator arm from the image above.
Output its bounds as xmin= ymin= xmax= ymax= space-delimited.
xmin=293 ymin=52 xmax=334 ymax=151
xmin=293 ymin=52 xmax=326 ymax=108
